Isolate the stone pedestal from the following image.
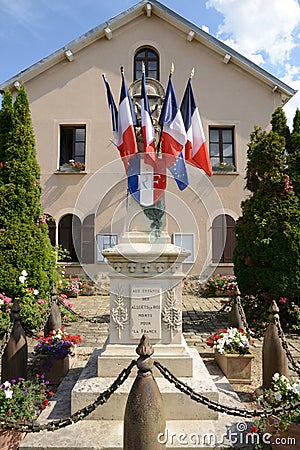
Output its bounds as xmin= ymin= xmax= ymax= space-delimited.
xmin=99 ymin=238 xmax=193 ymax=377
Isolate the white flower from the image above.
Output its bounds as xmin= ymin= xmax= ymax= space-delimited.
xmin=4 ymin=388 xmax=13 ymax=399
xmin=19 ymin=275 xmax=26 ymax=284
xmin=33 ymin=289 xmax=39 ymax=296
xmin=0 ymin=299 xmax=3 ymax=306
xmin=274 ymin=392 xmax=282 ymax=401
xmin=291 ymin=383 xmax=300 ymax=395
xmin=3 ymin=381 xmax=11 ymax=388
xmin=21 ymin=270 xmax=28 ymax=277
xmin=273 ymin=373 xmax=280 ymax=381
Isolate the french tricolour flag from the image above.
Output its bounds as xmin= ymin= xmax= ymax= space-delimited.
xmin=117 ymin=68 xmax=138 ymax=168
xmin=159 ymin=73 xmax=187 ymax=167
xmin=102 ymin=74 xmax=118 ymax=141
xmin=141 ymin=71 xmax=156 ymax=163
xmin=180 ymin=77 xmax=212 ymax=177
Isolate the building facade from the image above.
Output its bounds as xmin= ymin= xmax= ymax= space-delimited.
xmin=0 ymin=0 xmax=296 ymax=283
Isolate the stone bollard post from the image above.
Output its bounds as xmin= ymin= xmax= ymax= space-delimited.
xmin=262 ymin=300 xmax=288 ymax=389
xmin=1 ymin=300 xmax=28 ymax=382
xmin=124 ymin=335 xmax=166 ymax=450
xmin=44 ymin=287 xmax=62 ymax=337
xmin=228 ymin=289 xmax=245 ymax=329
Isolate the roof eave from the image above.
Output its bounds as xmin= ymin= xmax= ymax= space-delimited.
xmin=0 ymin=0 xmax=297 ymax=102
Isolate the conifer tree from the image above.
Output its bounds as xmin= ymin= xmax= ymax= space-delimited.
xmin=288 ymin=108 xmax=300 ymax=195
xmin=233 ymin=108 xmax=300 ymax=329
xmin=0 ymin=87 xmax=57 ymax=316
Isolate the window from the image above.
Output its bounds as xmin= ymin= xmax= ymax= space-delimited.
xmin=209 ymin=127 xmax=235 ymax=170
xmin=58 ymin=214 xmax=81 ymax=262
xmin=60 ymin=126 xmax=86 ymax=167
xmin=212 ymin=214 xmax=236 ymax=263
xmin=45 ymin=215 xmax=56 ymax=247
xmin=96 ymin=234 xmax=118 ymax=262
xmin=82 ymin=215 xmax=95 ymax=264
xmin=134 ymin=48 xmax=159 ymax=80
xmin=173 ymin=233 xmax=195 ymax=263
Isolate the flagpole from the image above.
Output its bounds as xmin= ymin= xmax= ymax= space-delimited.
xmin=157 ymin=63 xmax=175 ymax=158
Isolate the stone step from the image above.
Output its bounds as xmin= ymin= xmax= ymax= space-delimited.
xmin=71 ymin=347 xmax=219 ymax=420
xmin=20 ymin=418 xmax=254 ymax=449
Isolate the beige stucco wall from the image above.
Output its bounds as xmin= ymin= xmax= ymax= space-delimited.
xmin=20 ymin=13 xmax=282 ymax=279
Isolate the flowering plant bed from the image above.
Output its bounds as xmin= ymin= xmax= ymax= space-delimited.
xmin=0 ymin=376 xmax=53 ymax=449
xmin=202 ymin=274 xmax=237 ymax=297
xmin=0 ymin=375 xmax=52 ymax=423
xmin=255 ymin=373 xmax=300 ymax=446
xmin=206 ymin=327 xmax=254 ymax=355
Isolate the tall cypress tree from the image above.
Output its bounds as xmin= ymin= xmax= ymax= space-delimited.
xmin=288 ymin=108 xmax=300 ymax=195
xmin=233 ymin=108 xmax=300 ymax=329
xmin=0 ymin=87 xmax=57 ymax=307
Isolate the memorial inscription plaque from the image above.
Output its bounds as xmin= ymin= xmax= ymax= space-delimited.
xmin=131 ymin=285 xmax=161 ymax=339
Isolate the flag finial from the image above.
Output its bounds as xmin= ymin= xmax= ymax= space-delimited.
xmin=190 ymin=68 xmax=195 ymax=78
xmin=142 ymin=61 xmax=145 ymax=74
xmin=120 ymin=66 xmax=124 ymax=74
xmin=170 ymin=63 xmax=174 ymax=74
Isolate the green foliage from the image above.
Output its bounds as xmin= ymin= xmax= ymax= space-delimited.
xmin=288 ymin=108 xmax=300 ymax=195
xmin=234 ymin=108 xmax=300 ymax=329
xmin=0 ymin=86 xmax=57 ymax=327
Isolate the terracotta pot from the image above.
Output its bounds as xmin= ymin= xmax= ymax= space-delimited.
xmin=38 ymin=348 xmax=77 ymax=384
xmin=266 ymin=417 xmax=299 ymax=449
xmin=214 ymin=350 xmax=254 ymax=384
xmin=0 ymin=428 xmax=25 ymax=450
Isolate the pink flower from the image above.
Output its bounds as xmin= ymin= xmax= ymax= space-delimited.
xmin=37 ymin=299 xmax=45 ymax=305
xmin=279 ymin=297 xmax=287 ymax=304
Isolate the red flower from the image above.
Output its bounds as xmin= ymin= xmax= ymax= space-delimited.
xmin=250 ymin=425 xmax=258 ymax=433
xmin=43 ymin=399 xmax=49 ymax=405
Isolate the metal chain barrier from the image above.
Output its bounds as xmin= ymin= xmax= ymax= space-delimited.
xmin=154 ymin=360 xmax=299 ymax=418
xmin=275 ymin=318 xmax=300 ymax=376
xmin=183 ymin=301 xmax=230 ymax=328
xmin=58 ymin=298 xmax=109 ymax=324
xmin=0 ymin=360 xmax=136 ymax=433
xmin=0 ymin=321 xmax=14 ymax=358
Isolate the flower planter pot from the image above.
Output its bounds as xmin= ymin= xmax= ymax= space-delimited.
xmin=266 ymin=417 xmax=300 ymax=449
xmin=214 ymin=350 xmax=254 ymax=384
xmin=39 ymin=348 xmax=77 ymax=384
xmin=0 ymin=428 xmax=25 ymax=450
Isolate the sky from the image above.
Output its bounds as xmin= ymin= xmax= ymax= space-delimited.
xmin=0 ymin=0 xmax=300 ymax=127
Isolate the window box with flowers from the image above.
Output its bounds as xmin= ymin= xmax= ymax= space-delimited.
xmin=255 ymin=373 xmax=300 ymax=449
xmin=59 ymin=160 xmax=85 ymax=172
xmin=34 ymin=328 xmax=82 ymax=384
xmin=206 ymin=327 xmax=255 ymax=384
xmin=0 ymin=376 xmax=53 ymax=449
xmin=212 ymin=162 xmax=236 ymax=173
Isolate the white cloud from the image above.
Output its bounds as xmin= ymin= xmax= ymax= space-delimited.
xmin=206 ymin=0 xmax=300 ymax=67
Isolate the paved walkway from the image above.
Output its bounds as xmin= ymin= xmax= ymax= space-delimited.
xmin=59 ymin=294 xmax=299 ymax=377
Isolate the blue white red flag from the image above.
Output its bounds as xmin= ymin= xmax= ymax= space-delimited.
xmin=117 ymin=68 xmax=138 ymax=168
xmin=141 ymin=71 xmax=156 ymax=163
xmin=180 ymin=77 xmax=212 ymax=177
xmin=168 ymin=151 xmax=189 ymax=191
xmin=102 ymin=74 xmax=118 ymax=141
xmin=159 ymin=72 xmax=187 ymax=167
xmin=128 ymin=154 xmax=166 ymax=206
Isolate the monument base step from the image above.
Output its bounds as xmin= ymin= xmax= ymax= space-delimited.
xmin=72 ymin=347 xmax=218 ymax=420
xmin=20 ymin=348 xmax=254 ymax=449
xmin=20 ymin=418 xmax=254 ymax=449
